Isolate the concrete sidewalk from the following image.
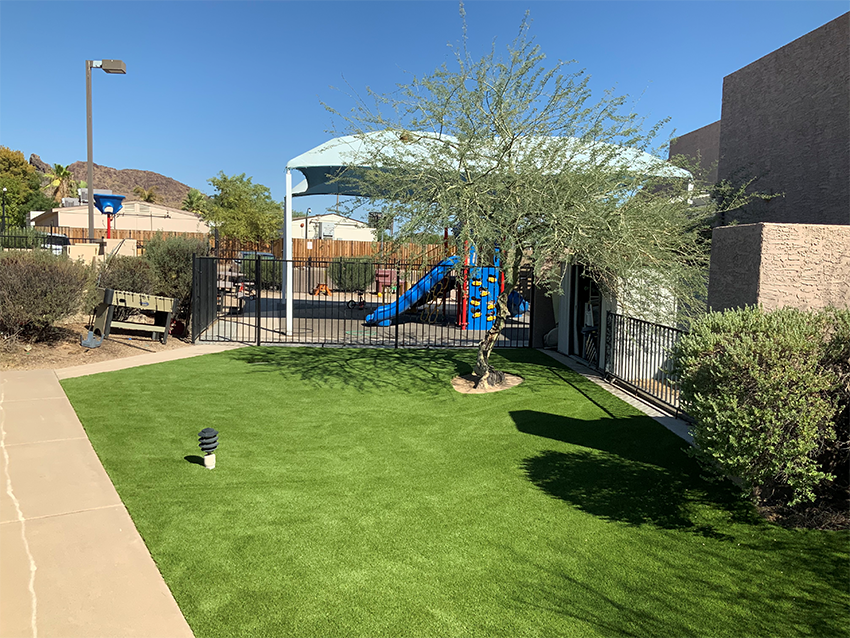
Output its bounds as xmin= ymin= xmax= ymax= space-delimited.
xmin=0 ymin=344 xmax=241 ymax=638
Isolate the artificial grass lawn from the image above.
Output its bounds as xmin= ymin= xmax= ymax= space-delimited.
xmin=61 ymin=348 xmax=848 ymax=638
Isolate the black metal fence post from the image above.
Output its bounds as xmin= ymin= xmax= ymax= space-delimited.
xmin=191 ymin=254 xmax=198 ymax=343
xmin=527 ymin=270 xmax=535 ymax=348
xmin=394 ymin=268 xmax=400 ymax=349
xmin=255 ymin=254 xmax=262 ymax=347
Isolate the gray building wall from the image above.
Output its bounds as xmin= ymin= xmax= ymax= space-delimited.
xmin=670 ymin=13 xmax=849 ymax=226
xmin=718 ymin=13 xmax=849 ymax=225
xmin=670 ymin=120 xmax=721 ymax=184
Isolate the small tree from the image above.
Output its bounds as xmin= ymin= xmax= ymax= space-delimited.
xmin=46 ymin=163 xmax=76 ymax=201
xmin=205 ymin=172 xmax=284 ymax=243
xmin=181 ymin=188 xmax=208 ymax=214
xmin=0 ymin=146 xmax=56 ymax=227
xmin=133 ymin=185 xmax=159 ymax=203
xmin=328 ymin=8 xmax=718 ymax=387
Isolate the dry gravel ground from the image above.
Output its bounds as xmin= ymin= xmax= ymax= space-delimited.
xmin=1 ymin=318 xmax=190 ymax=371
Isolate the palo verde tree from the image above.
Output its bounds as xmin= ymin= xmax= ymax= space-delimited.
xmin=205 ymin=172 xmax=284 ymax=243
xmin=327 ymin=9 xmax=720 ymax=388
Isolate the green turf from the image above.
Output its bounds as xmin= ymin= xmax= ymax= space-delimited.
xmin=61 ymin=348 xmax=848 ymax=638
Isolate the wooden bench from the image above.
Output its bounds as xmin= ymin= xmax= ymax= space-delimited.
xmin=90 ymin=288 xmax=179 ymax=344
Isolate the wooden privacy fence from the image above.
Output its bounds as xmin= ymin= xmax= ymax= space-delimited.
xmin=215 ymin=237 xmax=455 ymax=263
xmin=34 ymin=226 xmax=208 ymax=245
xmin=32 ymin=226 xmax=454 ymax=263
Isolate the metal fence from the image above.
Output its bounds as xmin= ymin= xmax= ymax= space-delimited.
xmin=0 ymin=231 xmax=150 ymax=256
xmin=0 ymin=231 xmax=86 ymax=254
xmin=604 ymin=312 xmax=688 ymax=416
xmin=192 ymin=255 xmax=532 ymax=349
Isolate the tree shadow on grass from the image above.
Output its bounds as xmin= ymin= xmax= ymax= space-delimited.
xmin=522 ymin=448 xmax=700 ymax=531
xmin=226 ymin=346 xmax=475 ymax=394
xmin=512 ymin=410 xmax=758 ymax=536
xmin=509 ymin=539 xmax=848 ymax=638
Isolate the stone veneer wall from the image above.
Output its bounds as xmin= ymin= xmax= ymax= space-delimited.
xmin=708 ymin=223 xmax=850 ymax=312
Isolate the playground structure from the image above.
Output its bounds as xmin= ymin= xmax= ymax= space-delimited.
xmin=365 ymin=245 xmax=529 ymax=330
xmin=281 ymin=131 xmax=683 ymax=336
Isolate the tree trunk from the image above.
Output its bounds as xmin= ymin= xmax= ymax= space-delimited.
xmin=473 ymin=284 xmax=512 ymax=389
xmin=472 ymin=246 xmax=523 ymax=389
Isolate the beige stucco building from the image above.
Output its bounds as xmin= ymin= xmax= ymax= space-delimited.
xmin=30 ymin=202 xmax=209 ymax=235
xmin=291 ymin=213 xmax=375 ymax=242
xmin=708 ymin=223 xmax=850 ymax=312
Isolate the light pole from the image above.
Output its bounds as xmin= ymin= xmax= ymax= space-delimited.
xmin=305 ymin=207 xmax=311 ymax=242
xmin=1 ymin=187 xmax=6 ymax=233
xmin=86 ymin=59 xmax=126 ymax=242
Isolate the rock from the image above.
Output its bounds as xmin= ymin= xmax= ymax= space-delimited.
xmin=29 ymin=154 xmax=50 ymax=173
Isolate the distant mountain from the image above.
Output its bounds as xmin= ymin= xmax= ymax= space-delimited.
xmin=67 ymin=162 xmax=194 ymax=209
xmin=27 ymin=155 xmax=198 ymax=209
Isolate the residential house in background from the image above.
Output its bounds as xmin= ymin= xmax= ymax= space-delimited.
xmin=291 ymin=212 xmax=376 ymax=242
xmin=30 ymin=200 xmax=209 ymax=235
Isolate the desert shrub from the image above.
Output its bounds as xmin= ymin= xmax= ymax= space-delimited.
xmin=240 ymin=255 xmax=282 ymax=290
xmin=0 ymin=251 xmax=90 ymax=340
xmin=0 ymin=227 xmax=46 ymax=250
xmin=142 ymin=234 xmax=209 ymax=319
xmin=673 ymin=306 xmax=846 ymax=506
xmin=817 ymin=308 xmax=850 ymax=491
xmin=92 ymin=255 xmax=157 ymax=321
xmin=97 ymin=255 xmax=156 ymax=294
xmin=329 ymin=256 xmax=375 ymax=292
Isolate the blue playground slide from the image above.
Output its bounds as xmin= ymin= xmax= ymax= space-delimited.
xmin=365 ymin=255 xmax=460 ymax=327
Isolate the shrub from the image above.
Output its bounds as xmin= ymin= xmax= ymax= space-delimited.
xmin=92 ymin=255 xmax=157 ymax=321
xmin=673 ymin=306 xmax=846 ymax=505
xmin=142 ymin=234 xmax=209 ymax=319
xmin=0 ymin=251 xmax=90 ymax=340
xmin=240 ymin=255 xmax=282 ymax=290
xmin=329 ymin=257 xmax=375 ymax=292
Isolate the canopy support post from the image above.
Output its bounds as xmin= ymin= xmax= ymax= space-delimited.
xmin=285 ymin=168 xmax=294 ymax=335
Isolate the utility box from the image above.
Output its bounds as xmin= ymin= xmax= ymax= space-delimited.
xmin=319 ymin=222 xmax=335 ymax=239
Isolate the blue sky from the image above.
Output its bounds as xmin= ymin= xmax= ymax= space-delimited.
xmin=1 ymin=1 xmax=846 ymax=217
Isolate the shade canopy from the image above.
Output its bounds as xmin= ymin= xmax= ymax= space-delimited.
xmin=285 ymin=131 xmax=690 ymax=198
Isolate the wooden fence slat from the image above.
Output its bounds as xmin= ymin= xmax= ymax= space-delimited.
xmin=34 ymin=226 xmax=456 ymax=262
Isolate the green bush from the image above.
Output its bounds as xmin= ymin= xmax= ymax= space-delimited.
xmin=240 ymin=255 xmax=282 ymax=290
xmin=329 ymin=257 xmax=375 ymax=292
xmin=673 ymin=306 xmax=847 ymax=505
xmin=142 ymin=234 xmax=209 ymax=319
xmin=93 ymin=255 xmax=157 ymax=321
xmin=0 ymin=251 xmax=90 ymax=340
xmin=0 ymin=227 xmax=46 ymax=250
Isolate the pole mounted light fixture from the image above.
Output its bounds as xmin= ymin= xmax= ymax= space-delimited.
xmin=86 ymin=59 xmax=126 ymax=242
xmin=1 ymin=187 xmax=7 ymax=233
